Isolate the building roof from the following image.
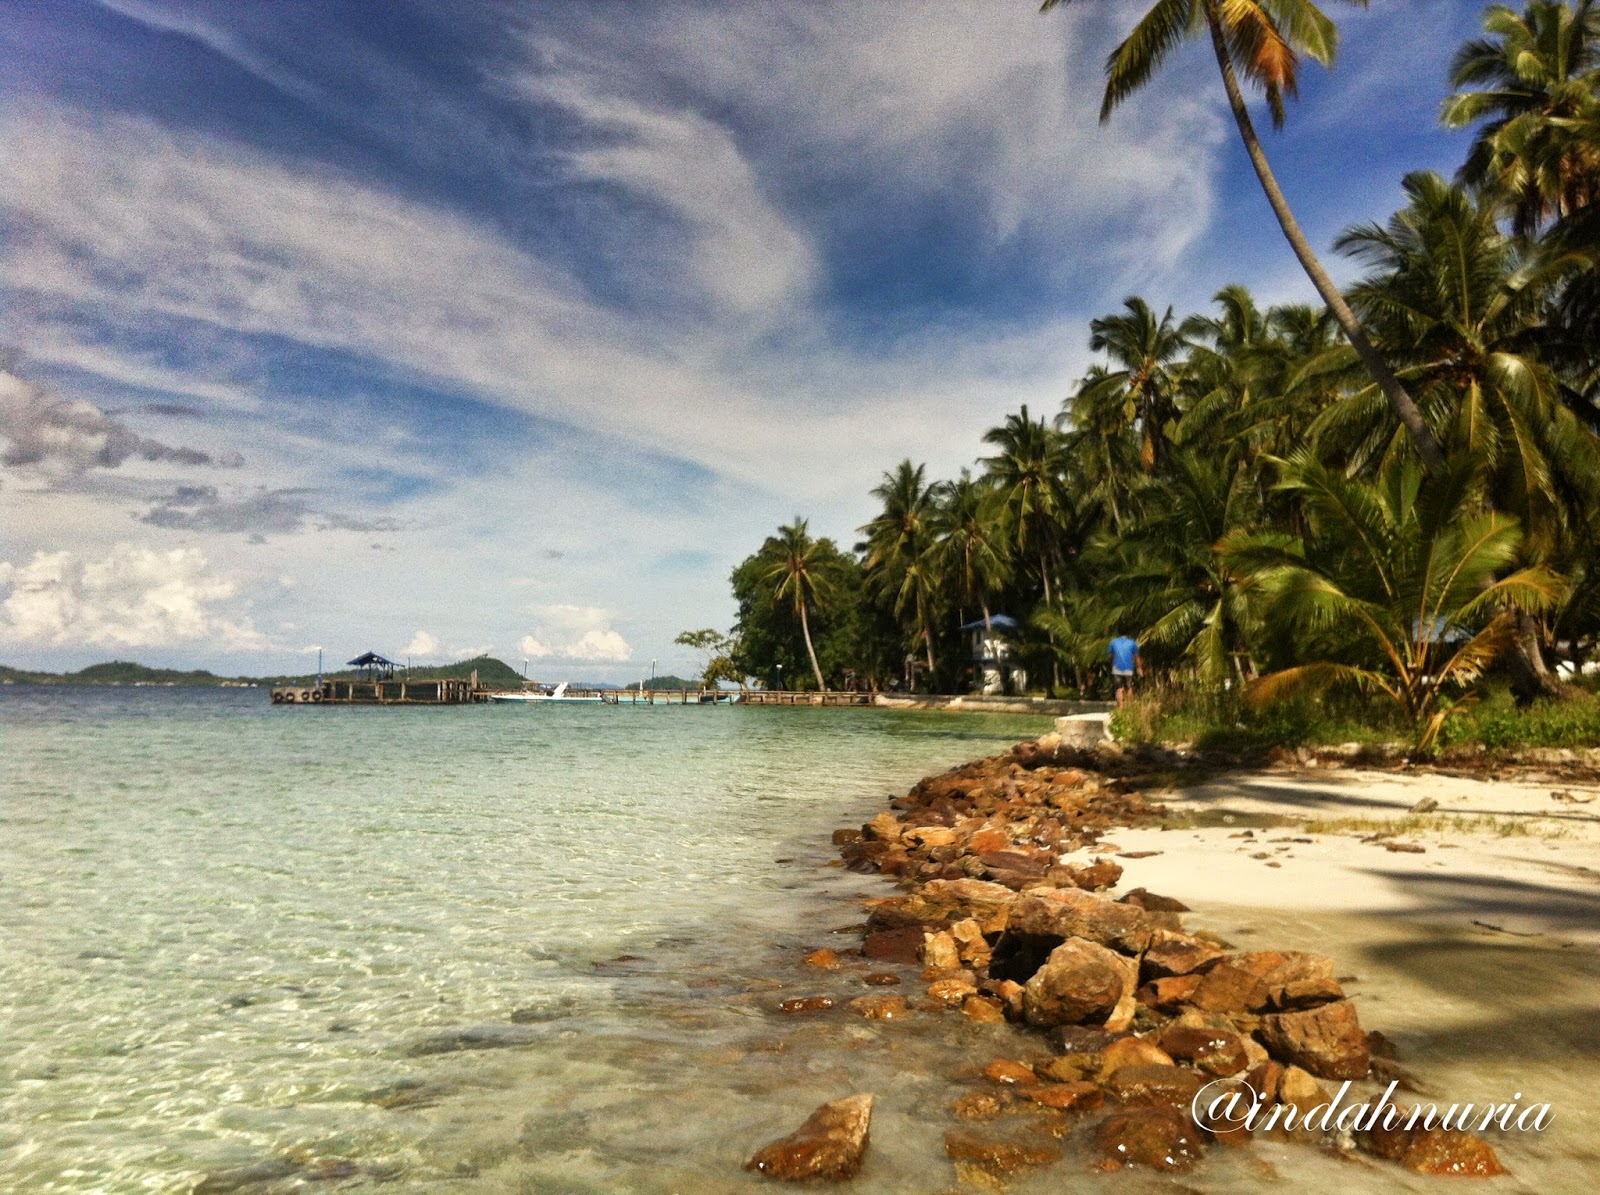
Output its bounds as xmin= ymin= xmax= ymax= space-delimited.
xmin=347 ymin=651 xmax=398 ymax=667
xmin=958 ymin=614 xmax=1021 ymax=632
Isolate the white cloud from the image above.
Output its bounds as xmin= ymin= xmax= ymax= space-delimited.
xmin=402 ymin=629 xmax=440 ymax=658
xmin=518 ymin=604 xmax=632 ymax=663
xmin=0 ymin=545 xmax=266 ymax=651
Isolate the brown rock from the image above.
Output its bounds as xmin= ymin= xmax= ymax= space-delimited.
xmin=1142 ymin=929 xmax=1228 ymax=979
xmin=1092 ymin=1106 xmax=1205 ymax=1171
xmin=1119 ymin=887 xmax=1191 ymax=912
xmin=968 ymin=828 xmax=1010 ymax=854
xmin=962 ymin=995 xmax=1007 ymax=1024
xmin=949 ymin=918 xmax=991 ymax=967
xmin=1051 ymin=859 xmax=1124 ymax=890
xmin=1158 ymin=1025 xmax=1249 ymax=1076
xmin=1243 ymin=1060 xmax=1284 ymax=1105
xmin=905 ymin=826 xmax=959 ymax=848
xmin=862 ymin=927 xmax=925 ymax=964
xmin=778 ymin=996 xmax=836 ymax=1014
xmin=1361 ymin=1116 xmax=1507 ymax=1177
xmin=1017 ymin=1081 xmax=1103 ymax=1112
xmin=863 ymin=812 xmax=901 ymax=841
xmin=746 ymin=1093 xmax=875 ymax=1181
xmin=1276 ymin=1064 xmax=1325 ymax=1107
xmin=1101 ymin=990 xmax=1139 ymax=1033
xmin=862 ymin=972 xmax=901 ymax=986
xmin=982 ymin=1058 xmax=1036 ymax=1086
xmin=1007 ymin=888 xmax=1153 ymax=955
xmin=831 ymin=828 xmax=864 ymax=846
xmin=920 ymin=930 xmax=961 ymax=971
xmin=1189 ymin=951 xmax=1336 ymax=1013
xmin=1259 ymin=1000 xmax=1369 ymax=1080
xmin=1105 ymin=1064 xmax=1206 ymax=1108
xmin=927 ymin=977 xmax=979 ymax=1007
xmin=1097 ymin=1036 xmax=1174 ymax=1079
xmin=951 ymin=1091 xmax=1007 ymax=1120
xmin=1136 ymin=974 xmax=1204 ymax=1011
xmin=802 ymin=949 xmax=842 ymax=970
xmin=847 ymin=994 xmax=908 ymax=1021
xmin=1022 ymin=938 xmax=1136 ymax=1027
xmin=944 ymin=1129 xmax=1062 ymax=1175
xmin=1273 ymin=977 xmax=1346 ymax=1011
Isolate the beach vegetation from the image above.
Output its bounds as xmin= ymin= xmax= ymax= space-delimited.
xmin=720 ymin=1 xmax=1600 ymax=746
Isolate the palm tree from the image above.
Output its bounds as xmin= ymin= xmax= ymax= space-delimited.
xmin=859 ymin=461 xmax=941 ymax=677
xmin=931 ymin=470 xmax=1012 ymax=632
xmin=980 ymin=405 xmax=1073 ymax=608
xmin=1442 ymin=0 xmax=1600 ymax=238
xmin=1042 ymin=0 xmax=1448 ymax=472
xmin=1079 ymin=296 xmax=1188 ymax=474
xmin=1232 ymin=451 xmax=1564 ymax=753
xmin=1061 ymin=365 xmax=1145 ymax=533
xmin=757 ymin=518 xmax=834 ymax=691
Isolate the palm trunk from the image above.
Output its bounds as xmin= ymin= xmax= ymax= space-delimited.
xmin=798 ymin=601 xmax=826 ymax=692
xmin=1202 ymin=1 xmax=1447 ymax=474
xmin=1508 ymin=609 xmax=1563 ymax=703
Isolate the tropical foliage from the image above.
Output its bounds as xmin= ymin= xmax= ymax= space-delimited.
xmin=713 ymin=2 xmax=1600 ymax=751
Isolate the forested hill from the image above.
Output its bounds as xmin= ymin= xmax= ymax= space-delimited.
xmin=0 ymin=655 xmax=526 ymax=687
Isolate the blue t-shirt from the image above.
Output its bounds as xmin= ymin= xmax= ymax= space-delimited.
xmin=1109 ymin=636 xmax=1139 ymax=673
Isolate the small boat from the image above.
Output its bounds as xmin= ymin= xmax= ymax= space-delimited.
xmin=490 ymin=681 xmax=607 ymax=704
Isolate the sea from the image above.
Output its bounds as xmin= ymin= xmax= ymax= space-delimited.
xmin=0 ymin=686 xmax=1050 ymax=1192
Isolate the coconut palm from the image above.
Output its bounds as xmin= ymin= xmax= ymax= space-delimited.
xmin=1077 ymin=297 xmax=1188 ymax=474
xmin=930 ymin=469 xmax=1011 ymax=632
xmin=1061 ymin=365 xmax=1146 ymax=534
xmin=1442 ymin=0 xmax=1600 ymax=238
xmin=757 ymin=518 xmax=835 ymax=691
xmin=860 ymin=461 xmax=941 ymax=677
xmin=1231 ymin=452 xmax=1565 ymax=752
xmin=1042 ymin=0 xmax=1448 ymax=471
xmin=979 ymin=405 xmax=1073 ymax=607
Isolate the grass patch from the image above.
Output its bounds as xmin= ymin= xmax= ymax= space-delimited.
xmin=1113 ymin=682 xmax=1600 ymax=753
xmin=1443 ymin=687 xmax=1600 ymax=750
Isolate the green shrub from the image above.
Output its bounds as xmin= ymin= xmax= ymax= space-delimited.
xmin=1443 ymin=687 xmax=1600 ymax=750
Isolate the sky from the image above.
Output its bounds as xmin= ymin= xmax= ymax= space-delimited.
xmin=0 ymin=0 xmax=1489 ymax=680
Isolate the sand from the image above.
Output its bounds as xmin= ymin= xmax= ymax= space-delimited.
xmin=1080 ymin=765 xmax=1600 ymax=943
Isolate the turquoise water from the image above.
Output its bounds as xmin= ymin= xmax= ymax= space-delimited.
xmin=0 ymin=687 xmax=1050 ymax=1192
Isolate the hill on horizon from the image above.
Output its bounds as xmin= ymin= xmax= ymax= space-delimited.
xmin=0 ymin=655 xmax=527 ymax=687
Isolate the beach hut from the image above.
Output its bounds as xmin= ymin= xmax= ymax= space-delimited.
xmin=960 ymin=615 xmax=1026 ymax=696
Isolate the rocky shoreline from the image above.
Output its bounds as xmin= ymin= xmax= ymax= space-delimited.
xmin=745 ymin=733 xmax=1514 ymax=1185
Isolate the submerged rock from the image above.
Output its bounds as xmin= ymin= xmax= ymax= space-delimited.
xmin=1092 ymin=1106 xmax=1205 ymax=1171
xmin=407 ymin=1023 xmax=545 ymax=1055
xmin=192 ymin=1158 xmax=302 ymax=1192
xmin=746 ymin=1093 xmax=874 ymax=1181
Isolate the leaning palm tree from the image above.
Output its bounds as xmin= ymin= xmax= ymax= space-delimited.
xmin=757 ymin=518 xmax=834 ymax=691
xmin=1043 ymin=0 xmax=1448 ymax=472
xmin=1228 ymin=452 xmax=1565 ymax=752
xmin=1442 ymin=0 xmax=1600 ymax=238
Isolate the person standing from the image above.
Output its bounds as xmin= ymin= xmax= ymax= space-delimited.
xmin=1108 ymin=634 xmax=1142 ymax=708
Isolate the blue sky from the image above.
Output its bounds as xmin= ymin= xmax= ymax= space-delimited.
xmin=0 ymin=0 xmax=1488 ymax=678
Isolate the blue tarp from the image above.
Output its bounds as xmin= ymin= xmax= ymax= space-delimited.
xmin=347 ymin=652 xmax=398 ymax=667
xmin=958 ymin=615 xmax=1020 ymax=633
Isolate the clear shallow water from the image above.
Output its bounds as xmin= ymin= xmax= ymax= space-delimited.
xmin=0 ymin=686 xmax=1050 ymax=1192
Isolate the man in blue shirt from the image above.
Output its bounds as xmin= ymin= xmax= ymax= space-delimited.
xmin=1108 ymin=634 xmax=1141 ymax=707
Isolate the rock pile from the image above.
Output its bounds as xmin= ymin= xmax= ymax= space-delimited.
xmin=747 ymin=738 xmax=1507 ymax=1183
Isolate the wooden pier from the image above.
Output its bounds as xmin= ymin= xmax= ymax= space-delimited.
xmin=271 ymin=672 xmax=487 ymax=705
xmin=735 ymin=690 xmax=874 ymax=706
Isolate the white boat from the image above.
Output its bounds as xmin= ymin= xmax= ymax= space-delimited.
xmin=490 ymin=681 xmax=607 ymax=704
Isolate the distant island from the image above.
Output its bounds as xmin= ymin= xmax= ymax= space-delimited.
xmin=0 ymin=655 xmax=529 ymax=688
